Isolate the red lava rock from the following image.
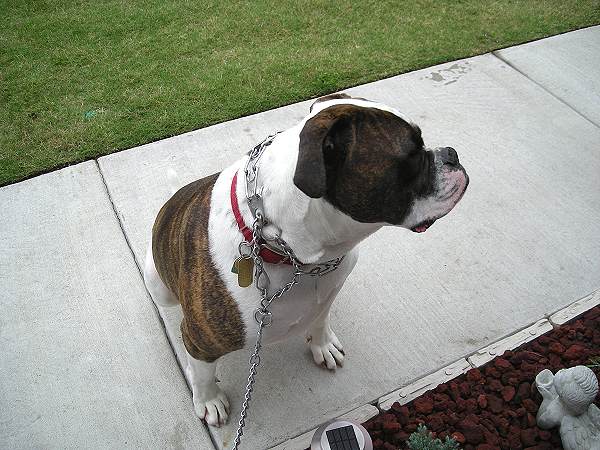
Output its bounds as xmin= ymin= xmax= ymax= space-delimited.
xmin=520 ymin=428 xmax=538 ymax=446
xmin=564 ymin=344 xmax=586 ymax=360
xmin=475 ymin=445 xmax=495 ymax=450
xmin=480 ymin=417 xmax=495 ymax=433
xmin=465 ymin=398 xmax=478 ymax=413
xmin=395 ymin=430 xmax=410 ymax=441
xmin=391 ymin=403 xmax=410 ymax=425
xmin=549 ymin=342 xmax=565 ymax=353
xmin=522 ymin=351 xmax=545 ymax=362
xmin=531 ymin=341 xmax=545 ymax=353
xmin=390 ymin=401 xmax=402 ymax=412
xmin=484 ymin=431 xmax=500 ymax=446
xmin=492 ymin=415 xmax=510 ymax=435
xmin=381 ymin=413 xmax=395 ymax=424
xmin=477 ymin=394 xmax=487 ymax=409
xmin=446 ymin=411 xmax=460 ymax=426
xmin=382 ymin=421 xmax=400 ymax=433
xmin=414 ymin=396 xmax=433 ymax=414
xmin=507 ymin=432 xmax=522 ymax=449
xmin=494 ymin=357 xmax=512 ymax=369
xmin=458 ymin=418 xmax=485 ymax=445
xmin=539 ymin=430 xmax=551 ymax=441
xmin=538 ymin=335 xmax=551 ymax=344
xmin=502 ymin=386 xmax=516 ymax=402
xmin=382 ymin=442 xmax=396 ymax=450
xmin=451 ymin=431 xmax=466 ymax=444
xmin=508 ymin=376 xmax=519 ymax=386
xmin=548 ymin=353 xmax=562 ymax=366
xmin=464 ymin=413 xmax=480 ymax=424
xmin=587 ymin=308 xmax=600 ymax=320
xmin=559 ymin=336 xmax=571 ymax=347
xmin=459 ymin=381 xmax=471 ymax=397
xmin=488 ymin=395 xmax=503 ymax=414
xmin=449 ymin=382 xmax=461 ymax=401
xmin=488 ymin=379 xmax=503 ymax=392
xmin=428 ymin=414 xmax=445 ymax=432
xmin=518 ymin=382 xmax=531 ymax=400
xmin=484 ymin=366 xmax=501 ymax=378
xmin=527 ymin=443 xmax=555 ymax=450
xmin=466 ymin=368 xmax=483 ymax=382
xmin=523 ymin=398 xmax=538 ymax=413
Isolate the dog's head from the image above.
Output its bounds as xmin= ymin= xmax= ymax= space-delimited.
xmin=293 ymin=93 xmax=469 ymax=233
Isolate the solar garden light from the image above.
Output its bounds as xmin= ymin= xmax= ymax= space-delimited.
xmin=311 ymin=419 xmax=373 ymax=450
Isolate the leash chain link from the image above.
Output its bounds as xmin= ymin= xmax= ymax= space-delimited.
xmin=231 ymin=212 xmax=302 ymax=450
xmin=230 ymin=134 xmax=344 ymax=449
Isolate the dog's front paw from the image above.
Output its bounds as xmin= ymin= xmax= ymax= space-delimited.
xmin=192 ymin=387 xmax=230 ymax=427
xmin=307 ymin=327 xmax=344 ymax=370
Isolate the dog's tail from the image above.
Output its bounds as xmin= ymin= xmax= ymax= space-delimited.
xmin=166 ymin=168 xmax=179 ymax=196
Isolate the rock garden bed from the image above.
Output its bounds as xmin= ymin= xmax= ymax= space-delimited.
xmin=363 ymin=305 xmax=600 ymax=449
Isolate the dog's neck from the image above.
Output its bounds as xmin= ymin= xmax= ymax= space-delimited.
xmin=246 ymin=127 xmax=382 ymax=264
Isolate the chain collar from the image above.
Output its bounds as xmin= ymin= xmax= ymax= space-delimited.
xmin=241 ymin=133 xmax=345 ymax=275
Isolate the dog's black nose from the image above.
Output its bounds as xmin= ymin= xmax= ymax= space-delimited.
xmin=439 ymin=147 xmax=459 ymax=166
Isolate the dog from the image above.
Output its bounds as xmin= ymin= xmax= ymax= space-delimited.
xmin=143 ymin=93 xmax=469 ymax=427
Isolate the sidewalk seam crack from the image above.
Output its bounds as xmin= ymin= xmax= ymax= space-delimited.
xmin=94 ymin=160 xmax=219 ymax=450
xmin=491 ymin=51 xmax=600 ymax=129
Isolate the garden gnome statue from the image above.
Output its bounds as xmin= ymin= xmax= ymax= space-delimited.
xmin=535 ymin=365 xmax=600 ymax=450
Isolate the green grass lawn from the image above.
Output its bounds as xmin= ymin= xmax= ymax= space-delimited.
xmin=1 ymin=1 xmax=599 ymax=186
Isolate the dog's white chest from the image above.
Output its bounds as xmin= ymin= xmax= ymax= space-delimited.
xmin=208 ymin=164 xmax=358 ymax=345
xmin=257 ymin=262 xmax=354 ymax=344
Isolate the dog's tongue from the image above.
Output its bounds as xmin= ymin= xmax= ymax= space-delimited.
xmin=411 ymin=220 xmax=435 ymax=233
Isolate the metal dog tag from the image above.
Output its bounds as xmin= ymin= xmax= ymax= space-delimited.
xmin=232 ymin=257 xmax=254 ymax=288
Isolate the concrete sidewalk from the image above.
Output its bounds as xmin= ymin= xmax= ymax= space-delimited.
xmin=2 ymin=26 xmax=599 ymax=450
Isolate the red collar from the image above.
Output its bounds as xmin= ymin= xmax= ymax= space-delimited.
xmin=230 ymin=171 xmax=291 ymax=265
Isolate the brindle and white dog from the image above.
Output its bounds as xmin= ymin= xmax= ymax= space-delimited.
xmin=144 ymin=93 xmax=469 ymax=426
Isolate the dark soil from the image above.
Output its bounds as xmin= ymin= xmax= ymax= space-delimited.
xmin=363 ymin=305 xmax=600 ymax=450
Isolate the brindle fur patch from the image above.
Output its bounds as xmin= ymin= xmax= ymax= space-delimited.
xmin=152 ymin=173 xmax=245 ymax=362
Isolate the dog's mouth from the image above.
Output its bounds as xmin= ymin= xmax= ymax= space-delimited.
xmin=411 ymin=219 xmax=436 ymax=233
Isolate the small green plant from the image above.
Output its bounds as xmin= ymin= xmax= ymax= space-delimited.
xmin=586 ymin=356 xmax=600 ymax=368
xmin=407 ymin=424 xmax=461 ymax=450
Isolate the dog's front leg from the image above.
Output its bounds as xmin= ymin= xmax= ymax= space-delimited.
xmin=185 ymin=352 xmax=229 ymax=426
xmin=306 ymin=286 xmax=345 ymax=370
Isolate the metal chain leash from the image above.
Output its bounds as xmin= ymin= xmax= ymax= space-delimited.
xmin=230 ymin=213 xmax=302 ymax=450
xmin=230 ymin=134 xmax=344 ymax=450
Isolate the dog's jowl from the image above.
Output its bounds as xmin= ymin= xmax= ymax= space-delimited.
xmin=143 ymin=94 xmax=469 ymax=427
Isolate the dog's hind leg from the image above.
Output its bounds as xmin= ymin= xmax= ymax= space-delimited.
xmin=143 ymin=242 xmax=179 ymax=307
xmin=185 ymin=352 xmax=229 ymax=426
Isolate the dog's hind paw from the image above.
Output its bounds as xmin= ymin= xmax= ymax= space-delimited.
xmin=193 ymin=390 xmax=230 ymax=427
xmin=307 ymin=327 xmax=345 ymax=370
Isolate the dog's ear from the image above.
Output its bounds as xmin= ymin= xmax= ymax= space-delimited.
xmin=294 ymin=104 xmax=357 ymax=198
